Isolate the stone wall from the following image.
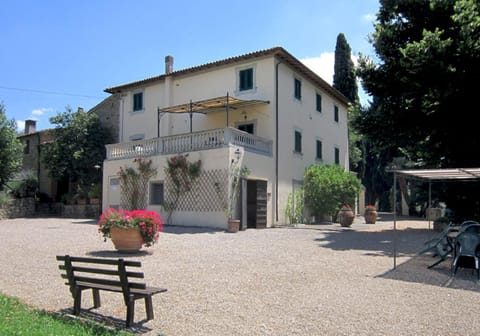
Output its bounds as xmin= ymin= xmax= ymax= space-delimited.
xmin=0 ymin=198 xmax=35 ymax=219
xmin=60 ymin=204 xmax=101 ymax=218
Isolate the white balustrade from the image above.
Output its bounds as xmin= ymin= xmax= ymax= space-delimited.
xmin=106 ymin=127 xmax=272 ymax=160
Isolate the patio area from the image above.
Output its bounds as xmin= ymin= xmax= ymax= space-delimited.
xmin=1 ymin=214 xmax=479 ymax=335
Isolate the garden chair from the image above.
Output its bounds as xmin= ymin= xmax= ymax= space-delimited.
xmin=452 ymin=231 xmax=480 ymax=280
xmin=418 ymin=224 xmax=455 ymax=268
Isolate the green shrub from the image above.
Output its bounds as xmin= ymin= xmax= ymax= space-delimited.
xmin=8 ymin=170 xmax=38 ymax=198
xmin=0 ymin=191 xmax=12 ymax=206
xmin=303 ymin=164 xmax=362 ymax=219
xmin=284 ymin=189 xmax=304 ymax=224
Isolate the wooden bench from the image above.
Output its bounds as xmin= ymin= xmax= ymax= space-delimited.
xmin=56 ymin=255 xmax=167 ymax=327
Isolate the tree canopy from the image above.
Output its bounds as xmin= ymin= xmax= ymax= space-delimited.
xmin=353 ymin=0 xmax=480 ymax=215
xmin=357 ymin=0 xmax=480 ymax=168
xmin=42 ymin=107 xmax=110 ymax=192
xmin=0 ymin=103 xmax=23 ymax=190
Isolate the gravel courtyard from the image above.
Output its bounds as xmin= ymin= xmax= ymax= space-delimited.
xmin=1 ymin=215 xmax=480 ymax=335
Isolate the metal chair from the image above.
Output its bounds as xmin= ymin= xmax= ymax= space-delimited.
xmin=452 ymin=231 xmax=480 ymax=280
xmin=418 ymin=224 xmax=455 ymax=268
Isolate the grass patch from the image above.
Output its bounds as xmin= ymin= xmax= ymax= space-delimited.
xmin=0 ymin=293 xmax=133 ymax=336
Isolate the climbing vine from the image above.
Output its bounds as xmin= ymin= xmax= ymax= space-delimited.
xmin=164 ymin=154 xmax=201 ymax=223
xmin=118 ymin=157 xmax=157 ymax=210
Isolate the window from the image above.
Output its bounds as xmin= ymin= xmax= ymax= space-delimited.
xmin=334 ymin=105 xmax=339 ymax=123
xmin=294 ymin=130 xmax=302 ymax=153
xmin=150 ymin=182 xmax=164 ymax=205
xmin=316 ymin=94 xmax=322 ymax=112
xmin=24 ymin=140 xmax=30 ymax=154
xmin=294 ymin=78 xmax=302 ymax=100
xmin=239 ymin=68 xmax=254 ymax=91
xmin=238 ymin=123 xmax=254 ymax=134
xmin=316 ymin=140 xmax=323 ymax=160
xmin=133 ymin=92 xmax=143 ymax=111
xmin=335 ymin=147 xmax=340 ymax=165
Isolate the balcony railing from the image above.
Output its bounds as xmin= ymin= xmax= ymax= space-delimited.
xmin=106 ymin=127 xmax=272 ymax=160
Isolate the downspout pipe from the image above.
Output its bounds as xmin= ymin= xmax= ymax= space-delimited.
xmin=275 ymin=61 xmax=280 ymax=222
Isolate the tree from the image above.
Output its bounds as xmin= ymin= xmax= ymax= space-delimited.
xmin=357 ymin=0 xmax=480 ymax=168
xmin=42 ymin=107 xmax=110 ymax=195
xmin=356 ymin=0 xmax=480 ymax=216
xmin=333 ymin=33 xmax=359 ymax=104
xmin=333 ymin=33 xmax=363 ymax=173
xmin=0 ymin=103 xmax=23 ymax=190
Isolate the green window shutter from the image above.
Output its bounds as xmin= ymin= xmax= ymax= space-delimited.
xmin=335 ymin=147 xmax=340 ymax=164
xmin=294 ymin=130 xmax=302 ymax=153
xmin=239 ymin=68 xmax=253 ymax=91
xmin=334 ymin=105 xmax=339 ymax=122
xmin=294 ymin=78 xmax=302 ymax=100
xmin=316 ymin=94 xmax=322 ymax=112
xmin=316 ymin=140 xmax=322 ymax=159
xmin=133 ymin=92 xmax=143 ymax=111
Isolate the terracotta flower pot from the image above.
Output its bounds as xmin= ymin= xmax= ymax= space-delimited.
xmin=110 ymin=227 xmax=144 ymax=252
xmin=227 ymin=219 xmax=240 ymax=233
xmin=364 ymin=209 xmax=378 ymax=224
xmin=337 ymin=209 xmax=355 ymax=227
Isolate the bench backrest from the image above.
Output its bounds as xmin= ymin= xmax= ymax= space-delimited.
xmin=56 ymin=255 xmax=146 ymax=304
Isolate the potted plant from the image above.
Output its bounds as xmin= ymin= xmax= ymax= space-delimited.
xmin=98 ymin=208 xmax=164 ymax=252
xmin=364 ymin=205 xmax=378 ymax=224
xmin=225 ymin=164 xmax=250 ymax=233
xmin=337 ymin=204 xmax=355 ymax=227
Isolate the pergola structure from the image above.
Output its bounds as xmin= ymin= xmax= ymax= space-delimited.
xmin=158 ymin=93 xmax=269 ymax=135
xmin=391 ymin=168 xmax=480 ymax=269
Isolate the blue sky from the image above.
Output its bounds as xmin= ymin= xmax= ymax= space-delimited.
xmin=1 ymin=0 xmax=379 ymax=132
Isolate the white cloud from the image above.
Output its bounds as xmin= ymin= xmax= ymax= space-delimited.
xmin=301 ymin=53 xmax=369 ymax=106
xmin=31 ymin=107 xmax=52 ymax=116
xmin=16 ymin=120 xmax=25 ymax=133
xmin=363 ymin=13 xmax=376 ymax=23
xmin=301 ymin=52 xmax=335 ymax=84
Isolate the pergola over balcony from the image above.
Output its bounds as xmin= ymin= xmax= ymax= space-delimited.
xmin=158 ymin=94 xmax=270 ymax=133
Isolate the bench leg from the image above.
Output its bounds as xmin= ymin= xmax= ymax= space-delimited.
xmin=126 ymin=298 xmax=135 ymax=328
xmin=73 ymin=287 xmax=82 ymax=315
xmin=92 ymin=289 xmax=101 ymax=308
xmin=144 ymin=295 xmax=154 ymax=321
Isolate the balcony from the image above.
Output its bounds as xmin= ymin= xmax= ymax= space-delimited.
xmin=106 ymin=127 xmax=272 ymax=160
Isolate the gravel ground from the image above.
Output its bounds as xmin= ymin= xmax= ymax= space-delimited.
xmin=1 ymin=214 xmax=480 ymax=336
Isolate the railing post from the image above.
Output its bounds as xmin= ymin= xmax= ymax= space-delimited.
xmin=224 ymin=127 xmax=232 ymax=145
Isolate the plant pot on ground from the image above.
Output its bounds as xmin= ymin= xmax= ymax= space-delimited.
xmin=337 ymin=205 xmax=355 ymax=227
xmin=98 ymin=208 xmax=164 ymax=252
xmin=364 ymin=205 xmax=378 ymax=224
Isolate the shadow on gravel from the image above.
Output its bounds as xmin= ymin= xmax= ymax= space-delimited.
xmin=58 ymin=308 xmax=153 ymax=334
xmin=314 ymin=218 xmax=480 ymax=291
xmin=315 ymin=228 xmax=432 ymax=257
xmin=161 ymin=224 xmax=223 ymax=235
xmin=87 ymin=250 xmax=151 ymax=258
xmin=378 ymin=255 xmax=480 ymax=292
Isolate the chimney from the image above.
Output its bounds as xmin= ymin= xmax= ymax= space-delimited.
xmin=165 ymin=55 xmax=174 ymax=75
xmin=77 ymin=107 xmax=84 ymax=113
xmin=25 ymin=119 xmax=36 ymax=135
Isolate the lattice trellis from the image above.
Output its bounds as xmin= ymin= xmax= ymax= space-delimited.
xmin=165 ymin=168 xmax=228 ymax=212
xmin=120 ymin=176 xmax=149 ymax=210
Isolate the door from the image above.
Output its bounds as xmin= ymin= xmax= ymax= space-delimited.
xmin=246 ymin=179 xmax=267 ymax=228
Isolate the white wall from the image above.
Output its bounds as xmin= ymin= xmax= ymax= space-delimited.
xmin=108 ymin=52 xmax=350 ymax=227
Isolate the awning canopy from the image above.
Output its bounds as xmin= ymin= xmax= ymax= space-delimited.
xmin=160 ymin=95 xmax=270 ymax=114
xmin=394 ymin=168 xmax=480 ymax=181
xmin=390 ymin=167 xmax=480 ymax=270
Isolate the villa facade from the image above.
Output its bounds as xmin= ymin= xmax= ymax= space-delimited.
xmin=101 ymin=47 xmax=350 ymax=229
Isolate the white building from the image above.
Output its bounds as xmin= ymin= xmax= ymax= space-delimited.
xmin=102 ymin=47 xmax=350 ymax=229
